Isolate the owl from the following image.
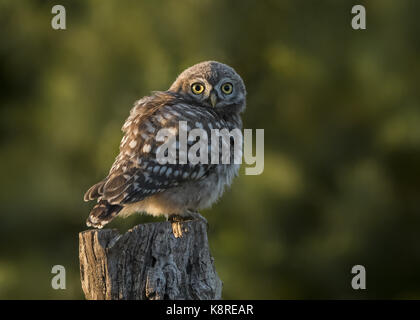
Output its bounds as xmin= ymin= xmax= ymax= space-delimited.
xmin=84 ymin=61 xmax=246 ymax=228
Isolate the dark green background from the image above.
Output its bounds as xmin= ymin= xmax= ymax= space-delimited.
xmin=1 ymin=0 xmax=419 ymax=299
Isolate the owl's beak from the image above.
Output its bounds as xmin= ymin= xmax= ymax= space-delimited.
xmin=210 ymin=92 xmax=218 ymax=107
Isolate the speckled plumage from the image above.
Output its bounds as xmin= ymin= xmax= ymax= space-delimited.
xmin=84 ymin=61 xmax=246 ymax=228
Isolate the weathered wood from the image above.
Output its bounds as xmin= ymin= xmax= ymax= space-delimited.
xmin=79 ymin=216 xmax=222 ymax=300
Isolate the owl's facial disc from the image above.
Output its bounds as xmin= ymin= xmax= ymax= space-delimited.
xmin=169 ymin=61 xmax=246 ymax=112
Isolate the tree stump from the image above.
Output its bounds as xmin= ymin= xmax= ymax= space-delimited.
xmin=79 ymin=216 xmax=222 ymax=300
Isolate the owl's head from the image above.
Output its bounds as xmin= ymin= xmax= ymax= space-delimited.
xmin=169 ymin=61 xmax=246 ymax=113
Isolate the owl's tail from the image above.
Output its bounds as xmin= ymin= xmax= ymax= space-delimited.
xmin=86 ymin=200 xmax=122 ymax=229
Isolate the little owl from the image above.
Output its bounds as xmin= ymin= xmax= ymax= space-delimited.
xmin=84 ymin=61 xmax=246 ymax=228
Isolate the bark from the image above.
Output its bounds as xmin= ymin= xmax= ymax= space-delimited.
xmin=79 ymin=216 xmax=222 ymax=300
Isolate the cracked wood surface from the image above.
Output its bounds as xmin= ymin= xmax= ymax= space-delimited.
xmin=79 ymin=217 xmax=222 ymax=300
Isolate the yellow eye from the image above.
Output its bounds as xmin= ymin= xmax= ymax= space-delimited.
xmin=221 ymin=82 xmax=233 ymax=94
xmin=191 ymin=83 xmax=205 ymax=94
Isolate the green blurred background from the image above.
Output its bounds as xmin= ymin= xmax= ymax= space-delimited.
xmin=1 ymin=0 xmax=420 ymax=299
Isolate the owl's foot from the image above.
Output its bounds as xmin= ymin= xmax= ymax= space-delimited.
xmin=167 ymin=212 xmax=208 ymax=238
xmin=167 ymin=212 xmax=207 ymax=224
xmin=168 ymin=214 xmax=186 ymax=238
xmin=167 ymin=214 xmax=185 ymax=223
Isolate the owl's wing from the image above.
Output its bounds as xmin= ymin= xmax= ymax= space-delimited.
xmin=84 ymin=91 xmax=230 ymax=206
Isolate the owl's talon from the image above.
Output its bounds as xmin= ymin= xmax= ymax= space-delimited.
xmin=168 ymin=215 xmax=184 ymax=238
xmin=171 ymin=221 xmax=181 ymax=238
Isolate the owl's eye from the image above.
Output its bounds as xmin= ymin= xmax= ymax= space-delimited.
xmin=221 ymin=82 xmax=233 ymax=94
xmin=191 ymin=83 xmax=205 ymax=94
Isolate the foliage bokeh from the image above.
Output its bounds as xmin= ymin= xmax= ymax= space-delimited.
xmin=1 ymin=0 xmax=419 ymax=299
